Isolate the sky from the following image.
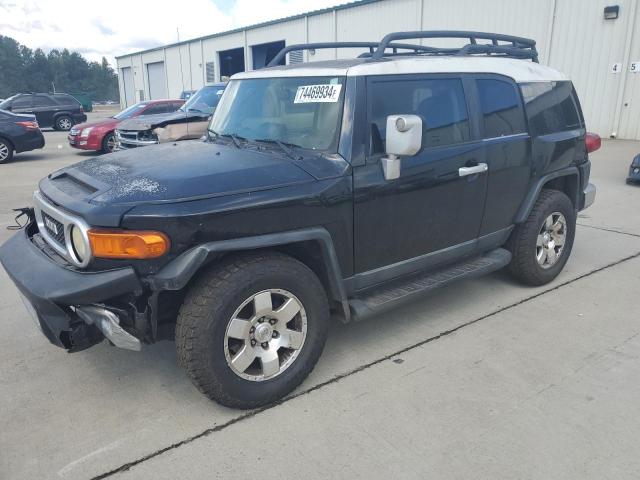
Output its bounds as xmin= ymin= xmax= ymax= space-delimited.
xmin=0 ymin=0 xmax=343 ymax=67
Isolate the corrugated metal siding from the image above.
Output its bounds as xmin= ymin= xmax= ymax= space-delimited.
xmin=617 ymin=1 xmax=640 ymax=139
xmin=115 ymin=0 xmax=640 ymax=138
xmin=548 ymin=0 xmax=637 ymax=137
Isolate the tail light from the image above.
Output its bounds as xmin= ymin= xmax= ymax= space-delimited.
xmin=80 ymin=106 xmax=84 ymax=113
xmin=585 ymin=132 xmax=601 ymax=153
xmin=16 ymin=121 xmax=39 ymax=130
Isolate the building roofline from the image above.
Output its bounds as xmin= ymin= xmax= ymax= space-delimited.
xmin=115 ymin=0 xmax=381 ymax=60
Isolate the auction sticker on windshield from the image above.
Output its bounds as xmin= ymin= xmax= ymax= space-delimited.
xmin=294 ymin=84 xmax=342 ymax=103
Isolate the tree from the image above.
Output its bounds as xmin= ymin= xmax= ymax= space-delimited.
xmin=0 ymin=35 xmax=119 ymax=101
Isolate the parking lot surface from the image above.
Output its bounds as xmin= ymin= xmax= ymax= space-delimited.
xmin=1 ymin=113 xmax=639 ymax=479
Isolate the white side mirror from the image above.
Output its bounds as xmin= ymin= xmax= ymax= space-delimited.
xmin=381 ymin=115 xmax=422 ymax=180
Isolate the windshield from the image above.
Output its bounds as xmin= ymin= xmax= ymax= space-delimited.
xmin=180 ymin=86 xmax=225 ymax=114
xmin=113 ymin=102 xmax=148 ymax=119
xmin=209 ymin=76 xmax=345 ymax=152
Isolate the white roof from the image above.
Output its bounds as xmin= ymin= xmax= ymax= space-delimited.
xmin=233 ymin=56 xmax=568 ymax=83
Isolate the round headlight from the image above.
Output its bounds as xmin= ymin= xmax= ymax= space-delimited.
xmin=70 ymin=225 xmax=88 ymax=262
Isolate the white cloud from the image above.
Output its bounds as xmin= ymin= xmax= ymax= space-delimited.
xmin=0 ymin=0 xmax=341 ymax=67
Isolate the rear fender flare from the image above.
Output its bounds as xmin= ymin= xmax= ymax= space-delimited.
xmin=514 ymin=167 xmax=579 ymax=223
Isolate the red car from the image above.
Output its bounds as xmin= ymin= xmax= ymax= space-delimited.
xmin=68 ymin=99 xmax=184 ymax=153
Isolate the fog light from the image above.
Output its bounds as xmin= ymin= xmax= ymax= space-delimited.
xmin=71 ymin=225 xmax=88 ymax=261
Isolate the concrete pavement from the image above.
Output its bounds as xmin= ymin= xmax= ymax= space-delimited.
xmin=0 ymin=119 xmax=638 ymax=479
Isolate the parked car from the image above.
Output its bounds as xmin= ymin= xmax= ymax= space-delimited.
xmin=0 ymin=93 xmax=86 ymax=131
xmin=116 ymin=83 xmax=225 ymax=149
xmin=627 ymin=154 xmax=640 ymax=184
xmin=0 ymin=110 xmax=45 ymax=163
xmin=68 ymin=100 xmax=184 ymax=153
xmin=0 ymin=31 xmax=599 ymax=409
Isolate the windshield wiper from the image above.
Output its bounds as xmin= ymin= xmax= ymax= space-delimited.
xmin=187 ymin=108 xmax=206 ymax=113
xmin=254 ymin=138 xmax=302 ymax=161
xmin=207 ymin=129 xmax=244 ymax=148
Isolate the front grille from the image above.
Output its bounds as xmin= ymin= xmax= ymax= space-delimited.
xmin=69 ymin=127 xmax=80 ymax=136
xmin=41 ymin=211 xmax=65 ymax=246
xmin=116 ymin=130 xmax=158 ymax=149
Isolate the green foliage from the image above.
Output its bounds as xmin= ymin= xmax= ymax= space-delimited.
xmin=0 ymin=35 xmax=119 ymax=101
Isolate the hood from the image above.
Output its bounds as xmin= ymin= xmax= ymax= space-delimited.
xmin=73 ymin=118 xmax=119 ymax=131
xmin=117 ymin=110 xmax=207 ymax=131
xmin=42 ymin=140 xmax=316 ymax=207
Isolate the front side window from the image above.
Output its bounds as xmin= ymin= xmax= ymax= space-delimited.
xmin=113 ymin=103 xmax=148 ymax=119
xmin=143 ymin=104 xmax=170 ymax=115
xmin=209 ymin=76 xmax=345 ymax=152
xmin=12 ymin=96 xmax=32 ymax=108
xmin=476 ymin=78 xmax=526 ymax=138
xmin=369 ymin=77 xmax=470 ymax=152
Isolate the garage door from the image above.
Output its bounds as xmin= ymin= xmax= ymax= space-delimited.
xmin=147 ymin=62 xmax=167 ymax=100
xmin=121 ymin=67 xmax=135 ymax=107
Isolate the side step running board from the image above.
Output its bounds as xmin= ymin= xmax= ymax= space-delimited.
xmin=349 ymin=248 xmax=511 ymax=321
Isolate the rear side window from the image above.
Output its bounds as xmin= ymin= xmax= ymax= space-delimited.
xmin=33 ymin=95 xmax=56 ymax=107
xmin=369 ymin=77 xmax=470 ymax=151
xmin=520 ymin=81 xmax=582 ymax=136
xmin=476 ymin=79 xmax=526 ymax=138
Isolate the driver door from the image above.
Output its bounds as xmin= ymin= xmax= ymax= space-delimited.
xmin=353 ymin=74 xmax=488 ymax=278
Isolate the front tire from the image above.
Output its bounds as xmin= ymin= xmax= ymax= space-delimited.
xmin=507 ymin=189 xmax=576 ymax=286
xmin=102 ymin=132 xmax=116 ymax=153
xmin=176 ymin=252 xmax=329 ymax=409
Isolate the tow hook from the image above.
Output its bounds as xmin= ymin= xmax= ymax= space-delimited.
xmin=75 ymin=305 xmax=142 ymax=351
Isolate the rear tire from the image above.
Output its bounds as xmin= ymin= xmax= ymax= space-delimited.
xmin=507 ymin=189 xmax=576 ymax=286
xmin=0 ymin=138 xmax=14 ymax=163
xmin=175 ymin=252 xmax=329 ymax=409
xmin=55 ymin=115 xmax=73 ymax=131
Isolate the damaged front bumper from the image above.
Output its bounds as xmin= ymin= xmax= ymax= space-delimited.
xmin=0 ymin=223 xmax=144 ymax=351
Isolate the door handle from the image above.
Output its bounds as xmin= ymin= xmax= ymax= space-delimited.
xmin=458 ymin=163 xmax=488 ymax=177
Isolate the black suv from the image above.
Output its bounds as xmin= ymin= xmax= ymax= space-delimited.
xmin=0 ymin=32 xmax=598 ymax=409
xmin=0 ymin=93 xmax=86 ymax=131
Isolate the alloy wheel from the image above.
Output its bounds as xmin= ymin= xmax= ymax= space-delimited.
xmin=224 ymin=289 xmax=307 ymax=381
xmin=0 ymin=142 xmax=9 ymax=161
xmin=58 ymin=118 xmax=72 ymax=130
xmin=536 ymin=212 xmax=566 ymax=269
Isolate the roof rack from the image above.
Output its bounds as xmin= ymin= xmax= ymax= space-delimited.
xmin=267 ymin=41 xmax=437 ymax=67
xmin=372 ymin=31 xmax=538 ymax=62
xmin=267 ymin=31 xmax=538 ymax=67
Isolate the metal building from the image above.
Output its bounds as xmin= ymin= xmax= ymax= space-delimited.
xmin=116 ymin=0 xmax=640 ymax=139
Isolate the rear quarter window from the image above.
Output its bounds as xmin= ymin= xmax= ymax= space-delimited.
xmin=520 ymin=81 xmax=582 ymax=136
xmin=54 ymin=95 xmax=80 ymax=106
xmin=476 ymin=78 xmax=526 ymax=138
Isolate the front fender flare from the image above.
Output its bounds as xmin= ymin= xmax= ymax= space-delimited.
xmin=147 ymin=227 xmax=350 ymax=320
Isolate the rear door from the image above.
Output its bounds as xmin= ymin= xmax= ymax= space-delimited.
xmin=472 ymin=76 xmax=531 ymax=238
xmin=353 ymin=74 xmax=488 ymax=275
xmin=32 ymin=95 xmax=58 ymax=127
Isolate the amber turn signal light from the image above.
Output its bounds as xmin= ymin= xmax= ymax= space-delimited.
xmin=88 ymin=230 xmax=170 ymax=259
